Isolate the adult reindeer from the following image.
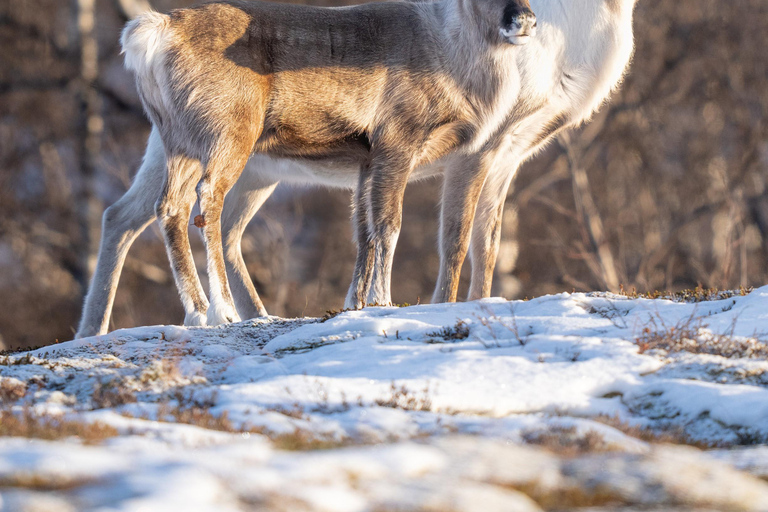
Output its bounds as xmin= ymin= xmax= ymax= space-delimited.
xmin=82 ymin=0 xmax=537 ymax=333
xmin=77 ymin=0 xmax=638 ymax=338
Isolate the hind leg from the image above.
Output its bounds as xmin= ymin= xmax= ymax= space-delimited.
xmin=198 ymin=150 xmax=253 ymax=326
xmin=156 ymin=153 xmax=209 ymax=326
xmin=221 ymin=170 xmax=278 ymax=320
xmin=76 ymin=127 xmax=165 ymax=338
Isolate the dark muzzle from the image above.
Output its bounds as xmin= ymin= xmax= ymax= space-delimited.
xmin=500 ymin=5 xmax=537 ymax=45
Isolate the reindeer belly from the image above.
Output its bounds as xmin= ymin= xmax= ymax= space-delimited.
xmin=243 ymin=151 xmax=447 ymax=189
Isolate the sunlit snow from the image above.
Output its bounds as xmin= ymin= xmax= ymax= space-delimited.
xmin=2 ymin=289 xmax=768 ymax=510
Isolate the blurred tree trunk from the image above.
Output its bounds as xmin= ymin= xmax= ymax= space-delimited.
xmin=560 ymin=131 xmax=621 ymax=293
xmin=76 ymin=0 xmax=103 ymax=289
xmin=115 ymin=0 xmax=152 ymax=19
xmin=494 ymin=206 xmax=522 ymax=299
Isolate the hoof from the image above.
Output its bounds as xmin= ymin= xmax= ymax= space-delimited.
xmin=366 ymin=284 xmax=392 ymax=307
xmin=74 ymin=325 xmax=104 ymax=340
xmin=207 ymin=304 xmax=241 ymax=326
xmin=343 ymin=296 xmax=364 ymax=310
xmin=184 ymin=310 xmax=208 ymax=327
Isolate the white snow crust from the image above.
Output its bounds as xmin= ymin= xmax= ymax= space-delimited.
xmin=2 ymin=288 xmax=768 ymax=510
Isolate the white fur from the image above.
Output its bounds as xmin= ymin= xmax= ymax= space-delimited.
xmin=433 ymin=0 xmax=636 ymax=302
xmin=121 ymin=11 xmax=172 ymax=123
xmin=521 ymin=0 xmax=635 ymax=125
xmin=472 ymin=52 xmax=524 ymax=153
xmin=121 ymin=11 xmax=170 ymax=76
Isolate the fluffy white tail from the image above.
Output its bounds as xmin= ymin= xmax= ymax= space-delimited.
xmin=121 ymin=11 xmax=172 ymax=124
xmin=120 ymin=11 xmax=171 ymax=80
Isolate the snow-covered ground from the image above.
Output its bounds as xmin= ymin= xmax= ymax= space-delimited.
xmin=2 ymin=288 xmax=768 ymax=510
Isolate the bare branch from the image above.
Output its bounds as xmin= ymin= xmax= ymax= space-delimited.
xmin=560 ymin=132 xmax=621 ymax=292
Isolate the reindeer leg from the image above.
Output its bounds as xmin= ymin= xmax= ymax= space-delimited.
xmin=366 ymin=154 xmax=414 ymax=306
xmin=345 ymin=164 xmax=375 ymax=309
xmin=432 ymin=154 xmax=492 ymax=304
xmin=156 ymin=153 xmax=209 ymax=327
xmin=468 ymin=169 xmax=516 ymax=300
xmin=76 ymin=127 xmax=165 ymax=338
xmin=221 ymin=171 xmax=278 ymax=320
xmin=198 ymin=147 xmax=254 ymax=326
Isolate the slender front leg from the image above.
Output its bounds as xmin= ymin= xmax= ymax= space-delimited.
xmin=76 ymin=127 xmax=165 ymax=338
xmin=345 ymin=165 xmax=375 ymax=309
xmin=468 ymin=169 xmax=516 ymax=300
xmin=432 ymin=154 xmax=492 ymax=304
xmin=156 ymin=153 xmax=209 ymax=327
xmin=221 ymin=171 xmax=278 ymax=320
xmin=366 ymin=155 xmax=413 ymax=306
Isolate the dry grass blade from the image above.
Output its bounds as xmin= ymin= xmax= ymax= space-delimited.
xmin=91 ymin=380 xmax=138 ymax=409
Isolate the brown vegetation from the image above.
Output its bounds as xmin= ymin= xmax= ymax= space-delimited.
xmin=91 ymin=379 xmax=138 ymax=409
xmin=591 ymin=414 xmax=712 ymax=449
xmin=124 ymin=401 xmax=352 ymax=450
xmin=374 ymin=382 xmax=433 ymax=411
xmin=511 ymin=481 xmax=626 ymax=510
xmin=0 ymin=409 xmax=118 ymax=444
xmin=635 ymin=313 xmax=768 ymax=359
xmin=617 ymin=285 xmax=753 ymax=303
xmin=426 ymin=320 xmax=471 ymax=343
xmin=522 ymin=426 xmax=616 ymax=457
xmin=0 ymin=378 xmax=27 ymax=402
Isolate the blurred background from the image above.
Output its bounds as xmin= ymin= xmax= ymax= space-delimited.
xmin=1 ymin=0 xmax=766 ymax=349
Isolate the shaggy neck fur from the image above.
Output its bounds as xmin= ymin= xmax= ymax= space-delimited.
xmin=520 ymin=0 xmax=636 ymax=123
